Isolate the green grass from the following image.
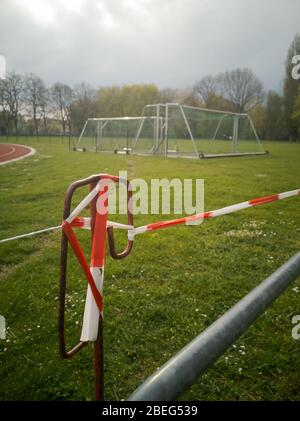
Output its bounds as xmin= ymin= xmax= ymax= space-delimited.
xmin=0 ymin=136 xmax=300 ymax=400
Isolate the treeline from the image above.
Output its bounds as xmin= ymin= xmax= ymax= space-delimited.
xmin=0 ymin=34 xmax=299 ymax=140
xmin=0 ymin=76 xmax=164 ymax=136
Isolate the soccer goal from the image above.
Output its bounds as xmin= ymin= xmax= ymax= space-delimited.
xmin=76 ymin=103 xmax=267 ymax=159
xmin=133 ymin=103 xmax=267 ymax=158
xmin=75 ymin=116 xmax=162 ymax=154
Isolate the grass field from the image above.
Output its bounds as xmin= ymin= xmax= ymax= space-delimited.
xmin=76 ymin=135 xmax=263 ymax=155
xmin=0 ymin=136 xmax=300 ymax=401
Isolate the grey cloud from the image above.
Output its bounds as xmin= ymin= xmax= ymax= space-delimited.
xmin=0 ymin=0 xmax=299 ymax=91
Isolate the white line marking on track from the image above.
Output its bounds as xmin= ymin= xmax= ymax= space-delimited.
xmin=0 ymin=144 xmax=36 ymax=166
xmin=0 ymin=144 xmax=15 ymax=159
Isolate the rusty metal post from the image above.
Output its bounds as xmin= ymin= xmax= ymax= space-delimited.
xmin=93 ymin=317 xmax=104 ymax=400
xmin=59 ymin=174 xmax=133 ymax=401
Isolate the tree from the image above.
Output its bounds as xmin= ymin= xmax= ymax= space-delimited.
xmin=160 ymin=88 xmax=179 ymax=104
xmin=264 ymin=91 xmax=288 ymax=140
xmin=24 ymin=73 xmax=48 ymax=136
xmin=193 ymin=75 xmax=219 ymax=108
xmin=292 ymin=86 xmax=300 ymax=137
xmin=96 ymin=86 xmax=122 ymax=117
xmin=97 ymin=84 xmax=161 ymax=117
xmin=170 ymin=88 xmax=198 ymax=106
xmin=1 ymin=71 xmax=23 ymax=134
xmin=220 ymin=68 xmax=263 ymax=113
xmin=0 ymin=79 xmax=9 ymax=134
xmin=120 ymin=84 xmax=161 ymax=116
xmin=283 ymin=33 xmax=300 ymax=140
xmin=250 ymin=104 xmax=266 ymax=139
xmin=70 ymin=82 xmax=98 ymax=134
xmin=39 ymin=87 xmax=51 ymax=135
xmin=51 ymin=82 xmax=74 ymax=134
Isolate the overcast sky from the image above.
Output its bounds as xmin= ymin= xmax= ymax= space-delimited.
xmin=0 ymin=0 xmax=299 ymax=92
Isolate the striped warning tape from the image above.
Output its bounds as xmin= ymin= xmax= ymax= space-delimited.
xmin=0 ymin=220 xmax=132 ymax=244
xmin=128 ymin=188 xmax=300 ymax=239
xmin=0 ymin=225 xmax=62 ymax=244
xmin=0 ymin=188 xmax=299 ymax=245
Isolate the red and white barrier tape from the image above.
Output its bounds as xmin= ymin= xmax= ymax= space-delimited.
xmin=64 ymin=185 xmax=300 ymax=342
xmin=0 ymin=188 xmax=299 ymax=245
xmin=127 ymin=188 xmax=300 ymax=239
xmin=0 ymin=225 xmax=62 ymax=244
xmin=1 ymin=185 xmax=298 ymax=343
xmin=0 ymin=220 xmax=132 ymax=244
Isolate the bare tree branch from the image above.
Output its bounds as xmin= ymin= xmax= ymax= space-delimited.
xmin=51 ymin=82 xmax=74 ymax=135
xmin=2 ymin=71 xmax=23 ymax=134
xmin=24 ymin=73 xmax=48 ymax=136
xmin=220 ymin=68 xmax=263 ymax=113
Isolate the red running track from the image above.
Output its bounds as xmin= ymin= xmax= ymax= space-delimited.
xmin=0 ymin=143 xmax=35 ymax=164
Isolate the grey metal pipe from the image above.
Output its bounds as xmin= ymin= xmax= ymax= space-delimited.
xmin=128 ymin=251 xmax=300 ymax=401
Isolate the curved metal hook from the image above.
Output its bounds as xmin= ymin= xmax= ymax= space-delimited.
xmin=107 ymin=177 xmax=134 ymax=260
xmin=59 ymin=174 xmax=104 ymax=358
xmin=59 ymin=173 xmax=134 ymax=358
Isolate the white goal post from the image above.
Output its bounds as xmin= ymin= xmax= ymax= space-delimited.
xmin=133 ymin=103 xmax=266 ymax=158
xmin=75 ymin=103 xmax=266 ymax=158
xmin=75 ymin=116 xmax=163 ymax=154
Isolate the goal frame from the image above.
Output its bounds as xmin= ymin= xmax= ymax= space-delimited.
xmin=75 ymin=103 xmax=267 ymax=159
xmin=75 ymin=116 xmax=162 ymax=154
xmin=133 ymin=103 xmax=266 ymax=159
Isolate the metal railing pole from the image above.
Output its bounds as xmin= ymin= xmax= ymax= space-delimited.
xmin=128 ymin=251 xmax=300 ymax=401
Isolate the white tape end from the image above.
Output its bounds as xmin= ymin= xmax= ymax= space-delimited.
xmin=128 ymin=230 xmax=135 ymax=241
xmin=80 ymin=267 xmax=103 ymax=342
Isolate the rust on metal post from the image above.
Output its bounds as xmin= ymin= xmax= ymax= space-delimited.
xmin=59 ymin=175 xmax=103 ymax=359
xmin=93 ymin=316 xmax=104 ymax=400
xmin=59 ymin=173 xmax=134 ymax=400
xmin=107 ymin=178 xmax=134 ymax=259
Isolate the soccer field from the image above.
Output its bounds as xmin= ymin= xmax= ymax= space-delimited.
xmin=0 ymin=137 xmax=300 ymax=400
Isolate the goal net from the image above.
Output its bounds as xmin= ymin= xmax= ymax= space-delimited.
xmin=75 ymin=117 xmax=161 ymax=154
xmin=76 ymin=104 xmax=266 ymax=158
xmin=133 ymin=103 xmax=265 ymax=158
